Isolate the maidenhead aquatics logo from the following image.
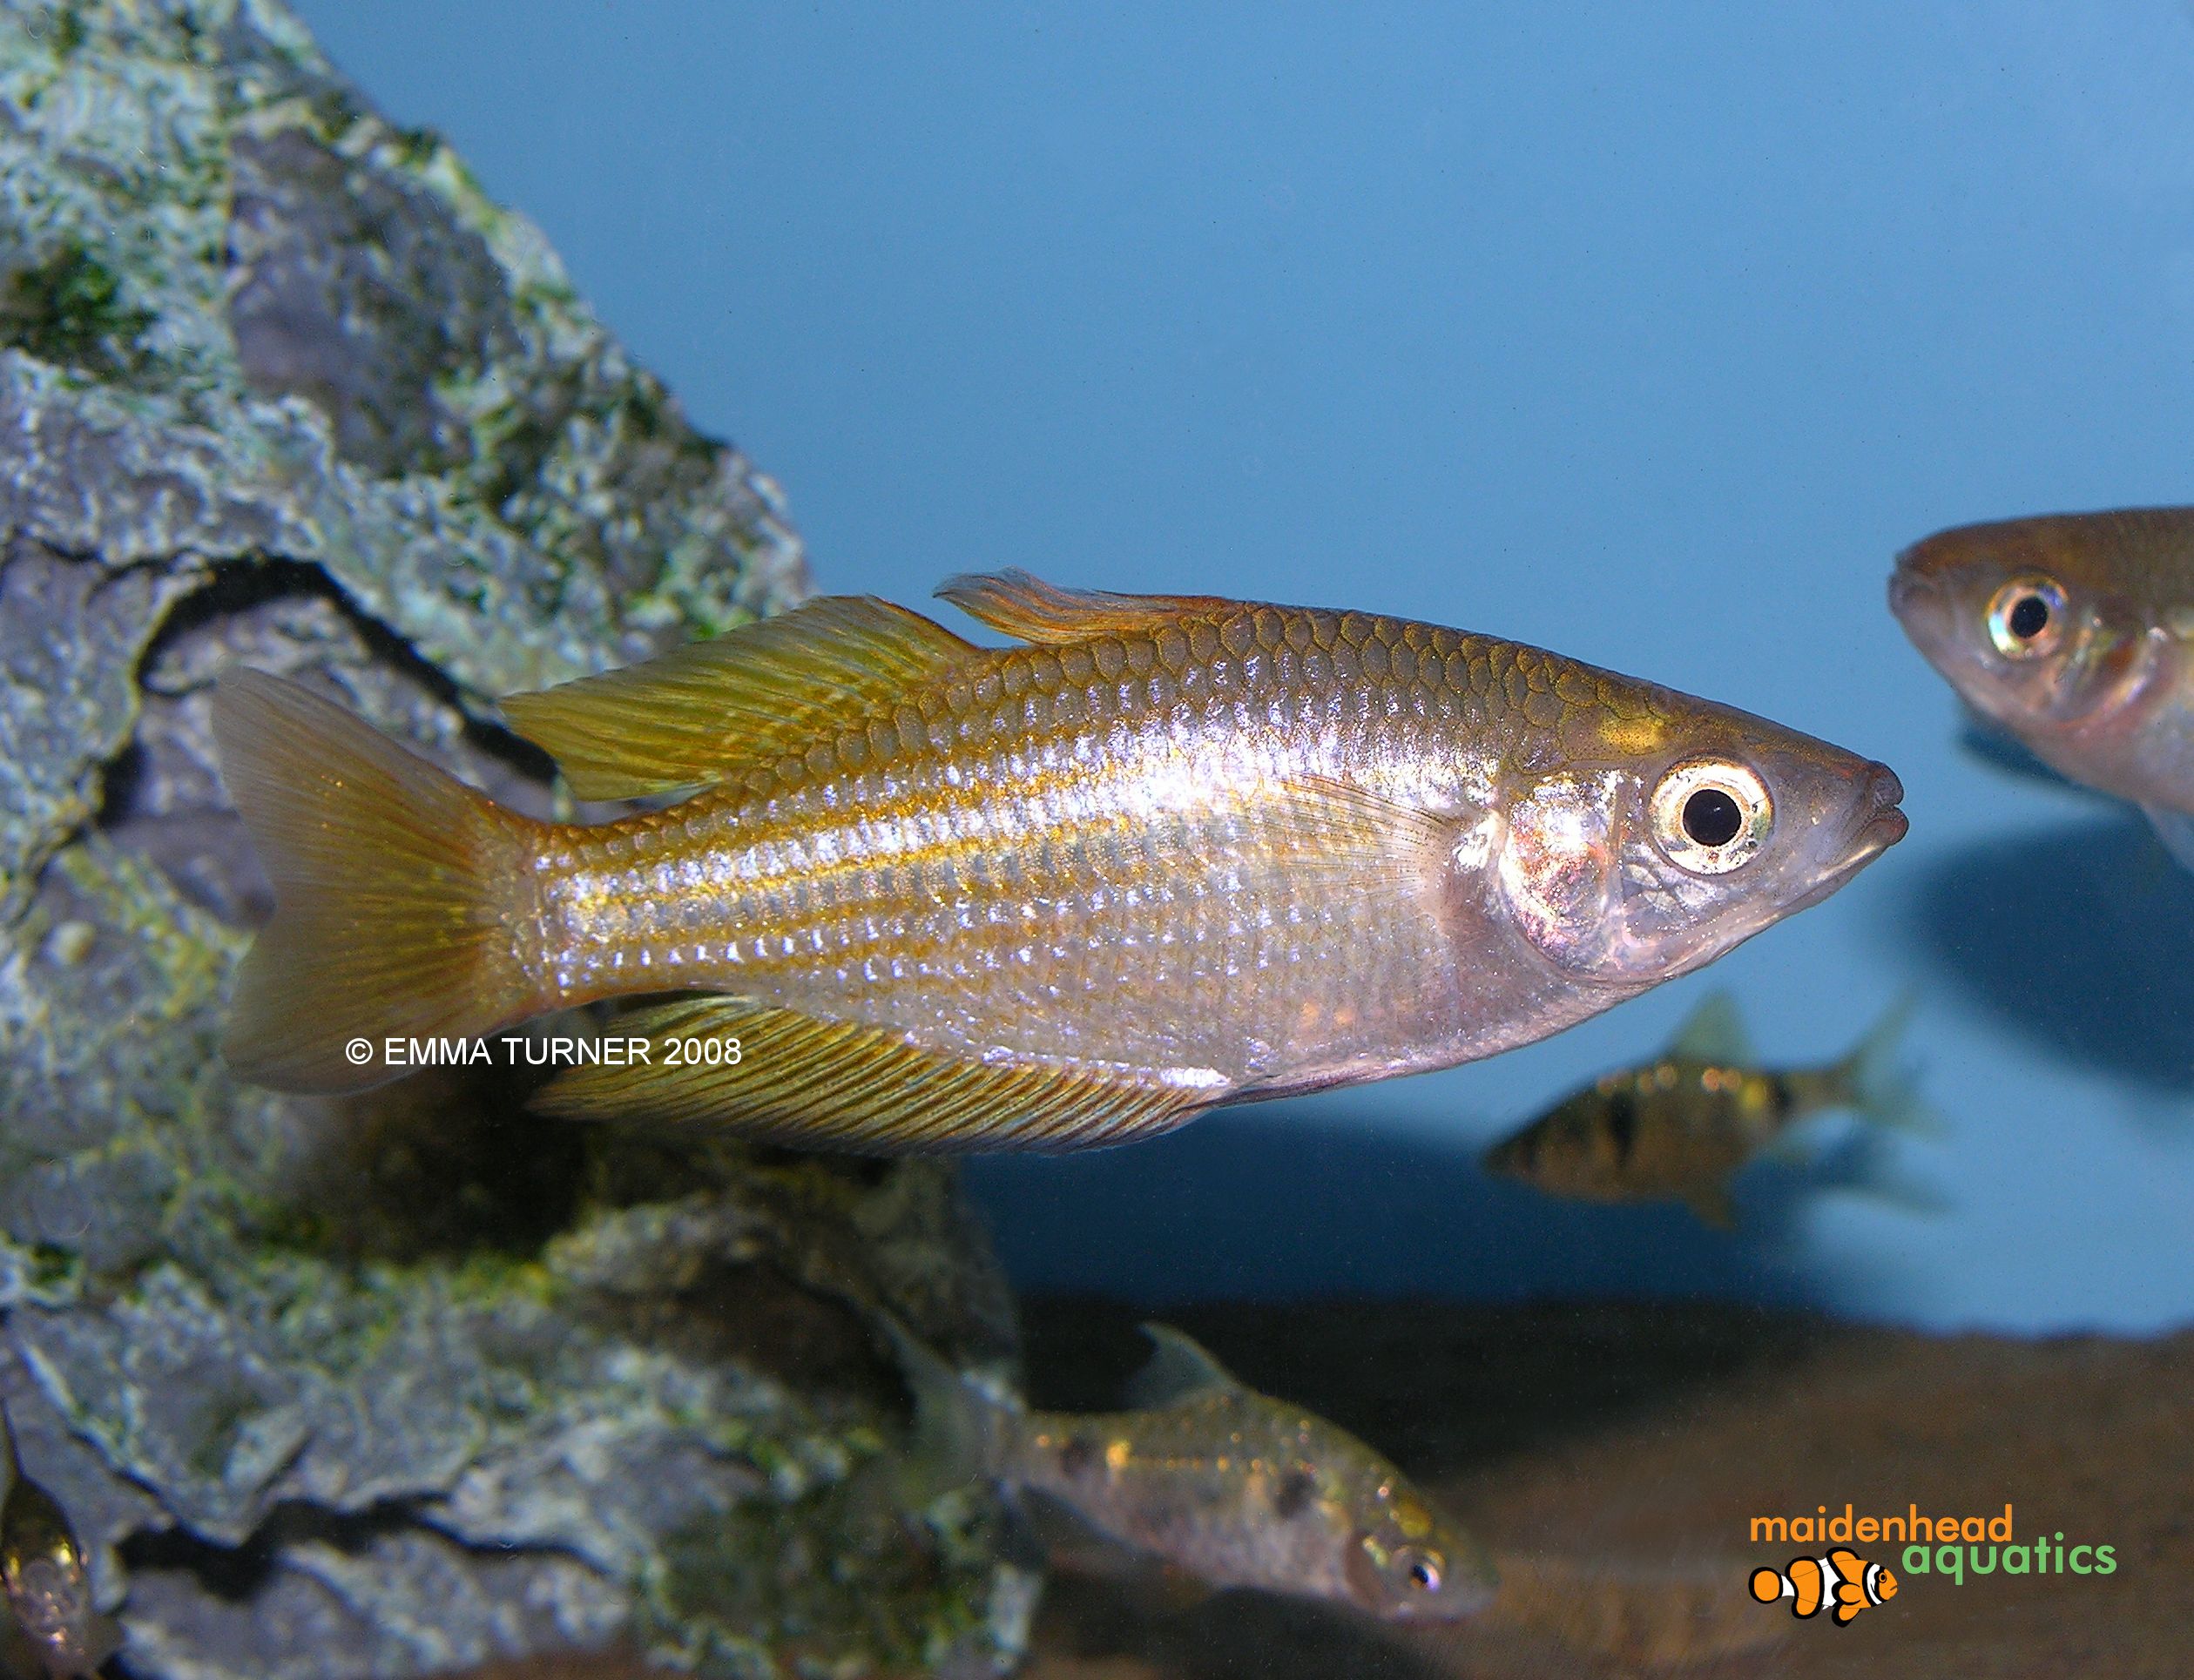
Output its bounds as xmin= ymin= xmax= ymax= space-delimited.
xmin=1746 ymin=1505 xmax=2116 ymax=1625
xmin=1749 ymin=1547 xmax=1895 ymax=1625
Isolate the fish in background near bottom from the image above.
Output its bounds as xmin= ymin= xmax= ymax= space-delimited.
xmin=212 ymin=570 xmax=1905 ymax=1155
xmin=1482 ymin=990 xmax=1933 ymax=1228
xmin=884 ymin=1319 xmax=1498 ymax=1621
xmin=1892 ymin=507 xmax=2194 ymax=869
xmin=0 ymin=1400 xmax=118 ymax=1680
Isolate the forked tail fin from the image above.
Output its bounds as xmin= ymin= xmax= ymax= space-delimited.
xmin=1829 ymin=988 xmax=1941 ymax=1138
xmin=212 ymin=668 xmax=538 ymax=1093
xmin=877 ymin=1315 xmax=1013 ymax=1505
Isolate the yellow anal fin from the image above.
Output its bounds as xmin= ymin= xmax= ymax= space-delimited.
xmin=498 ymin=596 xmax=977 ymax=800
xmin=935 ymin=568 xmax=1239 ymax=644
xmin=531 ymin=997 xmax=1206 ymax=1154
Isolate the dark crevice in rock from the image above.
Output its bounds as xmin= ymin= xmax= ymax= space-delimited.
xmin=274 ymin=1063 xmax=591 ymax=1266
xmin=100 ymin=554 xmax=561 ymax=923
xmin=137 ymin=554 xmax=559 ymax=786
xmin=117 ymin=1496 xmax=603 ymax=1605
xmin=118 ymin=1503 xmax=415 ymax=1604
xmin=593 ymin=1255 xmax=893 ymax=1403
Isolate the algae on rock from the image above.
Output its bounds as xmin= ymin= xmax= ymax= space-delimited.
xmin=0 ymin=3 xmax=1032 ymax=1676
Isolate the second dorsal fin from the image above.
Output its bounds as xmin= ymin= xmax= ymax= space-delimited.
xmin=498 ymin=596 xmax=977 ymax=800
xmin=1124 ymin=1325 xmax=1242 ymax=1409
xmin=1666 ymin=991 xmax=1752 ymax=1066
xmin=936 ymin=569 xmax=1239 ymax=644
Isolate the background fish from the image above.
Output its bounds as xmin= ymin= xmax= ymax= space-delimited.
xmin=888 ymin=1320 xmax=1496 ymax=1621
xmin=1482 ymin=992 xmax=1928 ymax=1228
xmin=1891 ymin=508 xmax=2194 ymax=867
xmin=214 ymin=572 xmax=1905 ymax=1152
xmin=0 ymin=1403 xmax=118 ymax=1680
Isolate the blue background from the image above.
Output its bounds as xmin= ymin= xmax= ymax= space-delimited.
xmin=292 ymin=1 xmax=2194 ymax=1333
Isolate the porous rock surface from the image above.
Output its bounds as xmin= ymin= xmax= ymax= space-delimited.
xmin=0 ymin=3 xmax=1030 ymax=1676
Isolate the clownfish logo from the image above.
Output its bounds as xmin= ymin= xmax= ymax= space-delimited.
xmin=1748 ymin=1547 xmax=1898 ymax=1625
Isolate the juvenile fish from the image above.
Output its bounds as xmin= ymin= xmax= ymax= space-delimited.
xmin=888 ymin=1320 xmax=1495 ymax=1620
xmin=0 ymin=1400 xmax=118 ymax=1680
xmin=1891 ymin=508 xmax=2194 ymax=867
xmin=213 ymin=572 xmax=1905 ymax=1152
xmin=1482 ymin=992 xmax=1924 ymax=1228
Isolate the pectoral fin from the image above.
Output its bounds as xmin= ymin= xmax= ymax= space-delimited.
xmin=499 ymin=596 xmax=976 ymax=800
xmin=531 ymin=996 xmax=1205 ymax=1153
xmin=1665 ymin=991 xmax=1752 ymax=1066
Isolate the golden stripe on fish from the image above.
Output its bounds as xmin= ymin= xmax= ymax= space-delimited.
xmin=213 ymin=571 xmax=1904 ymax=1153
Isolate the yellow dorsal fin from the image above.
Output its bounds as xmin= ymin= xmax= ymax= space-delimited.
xmin=531 ymin=996 xmax=1206 ymax=1153
xmin=498 ymin=596 xmax=977 ymax=800
xmin=935 ymin=569 xmax=1239 ymax=644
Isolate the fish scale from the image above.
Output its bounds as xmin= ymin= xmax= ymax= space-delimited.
xmin=529 ymin=610 xmax=1485 ymax=1090
xmin=211 ymin=570 xmax=1903 ymax=1151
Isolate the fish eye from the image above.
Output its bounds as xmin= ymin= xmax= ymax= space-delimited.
xmin=1986 ymin=575 xmax=2066 ymax=658
xmin=1681 ymin=787 xmax=1742 ymax=847
xmin=1649 ymin=759 xmax=1772 ymax=875
xmin=1393 ymin=1546 xmax=1443 ymax=1592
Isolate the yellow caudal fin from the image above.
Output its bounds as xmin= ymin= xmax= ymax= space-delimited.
xmin=213 ymin=669 xmax=538 ymax=1093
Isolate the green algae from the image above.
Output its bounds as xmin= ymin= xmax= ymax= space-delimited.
xmin=0 ymin=240 xmax=156 ymax=374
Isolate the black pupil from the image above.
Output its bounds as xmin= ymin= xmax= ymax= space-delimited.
xmin=1682 ymin=787 xmax=1744 ymax=847
xmin=1409 ymin=1562 xmax=1435 ymax=1588
xmin=2008 ymin=594 xmax=2050 ymax=639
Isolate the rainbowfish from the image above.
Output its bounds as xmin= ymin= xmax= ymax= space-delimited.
xmin=888 ymin=1320 xmax=1496 ymax=1620
xmin=1482 ymin=991 xmax=1925 ymax=1228
xmin=0 ymin=1400 xmax=118 ymax=1680
xmin=1891 ymin=508 xmax=2194 ymax=868
xmin=213 ymin=571 xmax=1906 ymax=1151
xmin=1749 ymin=1547 xmax=1897 ymax=1625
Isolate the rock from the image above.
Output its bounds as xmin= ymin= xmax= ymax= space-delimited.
xmin=0 ymin=3 xmax=1031 ymax=1676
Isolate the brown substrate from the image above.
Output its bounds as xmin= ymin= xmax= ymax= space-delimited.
xmin=1014 ymin=1299 xmax=2194 ymax=1680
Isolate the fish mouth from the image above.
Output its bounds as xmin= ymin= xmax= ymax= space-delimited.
xmin=1886 ymin=563 xmax=1950 ymax=649
xmin=1769 ymin=764 xmax=1907 ymax=922
xmin=1839 ymin=761 xmax=1907 ymax=854
xmin=1820 ymin=763 xmax=1907 ymax=882
xmin=1853 ymin=806 xmax=1909 ymax=859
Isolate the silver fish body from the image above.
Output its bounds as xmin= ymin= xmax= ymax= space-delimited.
xmin=215 ymin=574 xmax=1907 ymax=1152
